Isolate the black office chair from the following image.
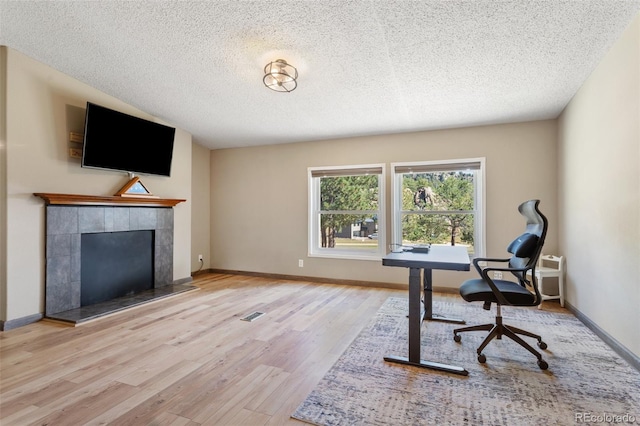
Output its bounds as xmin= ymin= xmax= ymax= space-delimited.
xmin=453 ymin=199 xmax=549 ymax=369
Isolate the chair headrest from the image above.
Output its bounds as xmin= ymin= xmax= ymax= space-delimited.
xmin=507 ymin=232 xmax=539 ymax=258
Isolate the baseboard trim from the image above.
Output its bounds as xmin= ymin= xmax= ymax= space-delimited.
xmin=566 ymin=301 xmax=639 ymax=373
xmin=204 ymin=268 xmax=460 ymax=294
xmin=191 ymin=269 xmax=210 ymax=278
xmin=1 ymin=313 xmax=43 ymax=331
xmin=206 ymin=268 xmax=409 ymax=291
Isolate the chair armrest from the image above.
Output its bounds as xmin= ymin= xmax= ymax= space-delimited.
xmin=472 ymin=257 xmax=533 ymax=306
xmin=472 ymin=257 xmax=510 ymax=275
xmin=473 ymin=257 xmax=533 ymax=275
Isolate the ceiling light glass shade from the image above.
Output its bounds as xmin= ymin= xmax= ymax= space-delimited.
xmin=263 ymin=59 xmax=298 ymax=92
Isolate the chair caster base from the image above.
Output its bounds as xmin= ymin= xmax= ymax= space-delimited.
xmin=454 ymin=320 xmax=551 ymax=370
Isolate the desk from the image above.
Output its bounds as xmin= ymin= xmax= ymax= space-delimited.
xmin=382 ymin=246 xmax=470 ymax=375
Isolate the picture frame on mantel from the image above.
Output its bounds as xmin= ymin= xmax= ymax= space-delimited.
xmin=114 ymin=176 xmax=159 ymax=198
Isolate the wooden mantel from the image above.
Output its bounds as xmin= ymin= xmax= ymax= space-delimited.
xmin=34 ymin=193 xmax=186 ymax=208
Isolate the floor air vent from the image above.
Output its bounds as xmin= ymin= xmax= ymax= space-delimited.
xmin=241 ymin=311 xmax=265 ymax=322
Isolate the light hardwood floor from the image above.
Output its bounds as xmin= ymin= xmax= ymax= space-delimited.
xmin=1 ymin=273 xmax=406 ymax=425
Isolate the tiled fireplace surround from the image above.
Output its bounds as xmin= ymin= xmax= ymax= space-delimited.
xmin=45 ymin=205 xmax=175 ymax=316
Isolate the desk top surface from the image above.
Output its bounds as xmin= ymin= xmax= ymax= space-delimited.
xmin=382 ymin=245 xmax=471 ymax=271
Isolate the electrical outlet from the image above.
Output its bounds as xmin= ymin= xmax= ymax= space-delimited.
xmin=494 ymin=271 xmax=503 ymax=279
xmin=198 ymin=254 xmax=203 ymax=262
xmin=298 ymin=259 xmax=304 ymax=268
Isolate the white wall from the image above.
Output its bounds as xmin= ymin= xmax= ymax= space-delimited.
xmin=210 ymin=120 xmax=558 ymax=288
xmin=2 ymin=47 xmax=192 ymax=323
xmin=558 ymin=14 xmax=639 ymax=357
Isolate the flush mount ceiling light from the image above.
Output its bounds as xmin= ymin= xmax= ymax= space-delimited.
xmin=263 ymin=59 xmax=298 ymax=92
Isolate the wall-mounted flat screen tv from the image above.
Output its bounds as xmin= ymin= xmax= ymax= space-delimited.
xmin=81 ymin=102 xmax=176 ymax=177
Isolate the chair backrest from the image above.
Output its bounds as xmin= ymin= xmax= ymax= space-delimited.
xmin=505 ymin=200 xmax=548 ymax=284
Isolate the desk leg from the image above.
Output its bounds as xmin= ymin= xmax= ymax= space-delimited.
xmin=384 ymin=267 xmax=468 ymax=376
xmin=422 ymin=268 xmax=465 ymax=324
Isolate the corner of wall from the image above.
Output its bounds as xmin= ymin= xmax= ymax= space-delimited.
xmin=0 ymin=46 xmax=8 ymax=322
xmin=190 ymin=141 xmax=211 ymax=273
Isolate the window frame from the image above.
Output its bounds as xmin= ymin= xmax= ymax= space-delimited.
xmin=308 ymin=164 xmax=386 ymax=261
xmin=391 ymin=158 xmax=486 ymax=258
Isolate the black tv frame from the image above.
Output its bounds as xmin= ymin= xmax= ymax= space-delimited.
xmin=81 ymin=102 xmax=175 ymax=177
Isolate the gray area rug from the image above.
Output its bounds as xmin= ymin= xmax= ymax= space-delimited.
xmin=292 ymin=297 xmax=639 ymax=425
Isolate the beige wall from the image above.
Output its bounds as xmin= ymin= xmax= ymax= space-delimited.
xmin=2 ymin=48 xmax=192 ymax=323
xmin=1 ymin=48 xmax=7 ymax=321
xmin=191 ymin=141 xmax=211 ymax=272
xmin=210 ymin=120 xmax=558 ymax=288
xmin=558 ymin=14 xmax=639 ymax=357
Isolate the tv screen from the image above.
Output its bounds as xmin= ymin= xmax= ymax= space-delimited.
xmin=81 ymin=102 xmax=175 ymax=177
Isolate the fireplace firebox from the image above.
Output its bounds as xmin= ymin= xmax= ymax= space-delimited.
xmin=81 ymin=230 xmax=154 ymax=306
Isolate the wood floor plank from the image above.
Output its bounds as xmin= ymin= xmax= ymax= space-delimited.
xmin=83 ymin=361 xmax=203 ymax=426
xmin=0 ymin=273 xmax=404 ymax=425
xmin=223 ymin=408 xmax=271 ymax=426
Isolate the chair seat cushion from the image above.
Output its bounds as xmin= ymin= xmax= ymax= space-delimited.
xmin=459 ymin=278 xmax=535 ymax=305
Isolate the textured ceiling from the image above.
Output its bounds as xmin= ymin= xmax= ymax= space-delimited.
xmin=1 ymin=1 xmax=639 ymax=150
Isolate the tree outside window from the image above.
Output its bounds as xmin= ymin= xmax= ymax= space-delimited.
xmin=393 ymin=159 xmax=484 ymax=257
xmin=309 ymin=165 xmax=385 ymax=259
xmin=320 ymin=174 xmax=378 ymax=248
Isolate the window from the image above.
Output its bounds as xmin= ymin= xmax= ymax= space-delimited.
xmin=308 ymin=164 xmax=385 ymax=260
xmin=391 ymin=158 xmax=485 ymax=257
